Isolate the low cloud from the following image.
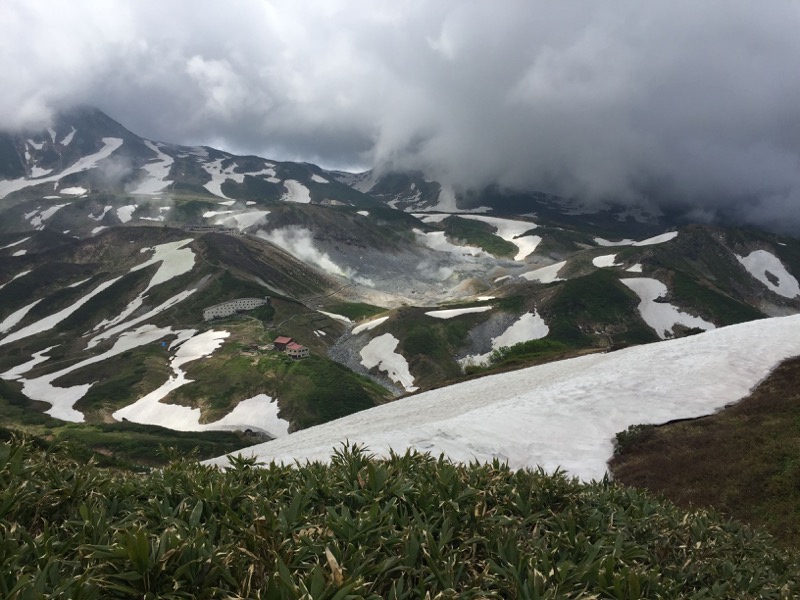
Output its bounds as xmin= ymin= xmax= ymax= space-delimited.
xmin=3 ymin=1 xmax=800 ymax=230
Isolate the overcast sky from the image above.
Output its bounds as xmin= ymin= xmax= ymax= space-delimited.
xmin=3 ymin=1 xmax=800 ymax=230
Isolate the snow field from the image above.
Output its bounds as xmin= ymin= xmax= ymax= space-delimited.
xmin=0 ymin=299 xmax=43 ymax=333
xmin=592 ymin=254 xmax=620 ymax=268
xmin=736 ymin=249 xmax=800 ymax=298
xmin=594 ymin=231 xmax=678 ymax=247
xmin=281 ymin=180 xmax=312 ymax=203
xmin=425 ymin=306 xmax=493 ymax=319
xmin=319 ymin=310 xmax=352 ymax=323
xmin=116 ymin=205 xmax=138 ymax=223
xmin=207 ymin=315 xmax=800 ymax=480
xmin=360 ymin=333 xmax=417 ymax=392
xmin=60 ymin=186 xmax=87 ymax=195
xmin=351 ymin=316 xmax=389 ymax=334
xmin=521 ymin=261 xmax=567 ymax=283
xmin=621 ymin=277 xmax=715 ymax=339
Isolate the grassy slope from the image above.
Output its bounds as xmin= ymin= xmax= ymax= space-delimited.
xmin=542 ymin=269 xmax=659 ymax=348
xmin=610 ymin=355 xmax=800 ymax=548
xmin=2 ymin=440 xmax=798 ymax=598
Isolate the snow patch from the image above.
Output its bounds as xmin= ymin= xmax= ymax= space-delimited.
xmin=31 ymin=166 xmax=53 ymax=177
xmin=360 ymin=333 xmax=417 ymax=392
xmin=1 ymin=237 xmax=30 ymax=250
xmin=60 ymin=186 xmax=87 ymax=195
xmin=460 ymin=311 xmax=550 ymax=367
xmin=319 ymin=311 xmax=352 ymax=323
xmin=0 ymin=269 xmax=32 ymax=291
xmin=592 ymin=254 xmax=620 ymax=268
xmin=116 ymin=205 xmax=137 ymax=223
xmin=352 ymin=316 xmax=389 ymax=334
xmin=131 ymin=140 xmax=174 ymax=194
xmin=521 ymin=261 xmax=567 ymax=284
xmin=0 ymin=299 xmax=43 ymax=333
xmin=112 ymin=330 xmax=231 ymax=428
xmin=311 ymin=174 xmax=329 ymax=183
xmin=59 ymin=127 xmax=76 ymax=146
xmin=595 ymin=231 xmax=678 ymax=247
xmin=281 ymin=180 xmax=312 ymax=203
xmin=736 ymin=249 xmax=800 ymax=298
xmin=0 ymin=277 xmax=123 ymax=348
xmin=457 ymin=215 xmax=540 ymax=261
xmin=425 ymin=306 xmax=493 ymax=319
xmin=621 ymin=278 xmax=715 ymax=339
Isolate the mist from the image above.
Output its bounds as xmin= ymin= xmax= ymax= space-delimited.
xmin=3 ymin=1 xmax=800 ymax=230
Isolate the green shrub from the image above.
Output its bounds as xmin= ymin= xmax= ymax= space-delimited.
xmin=0 ymin=439 xmax=797 ymax=598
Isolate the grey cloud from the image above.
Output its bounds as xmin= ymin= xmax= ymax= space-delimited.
xmin=3 ymin=1 xmax=800 ymax=230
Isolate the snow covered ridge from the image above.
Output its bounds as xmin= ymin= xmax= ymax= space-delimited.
xmin=206 ymin=315 xmax=800 ymax=480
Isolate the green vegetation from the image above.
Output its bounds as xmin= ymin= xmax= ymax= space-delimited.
xmin=544 ymin=270 xmax=658 ymax=347
xmin=1 ymin=440 xmax=798 ymax=598
xmin=463 ymin=339 xmax=572 ymax=377
xmin=323 ymin=301 xmax=385 ymax=321
xmin=611 ymin=355 xmax=800 ymax=549
xmin=394 ymin=312 xmax=477 ymax=386
xmin=670 ymin=272 xmax=764 ymax=326
xmin=489 ymin=339 xmax=571 ymax=367
xmin=441 ymin=216 xmax=517 ymax=258
xmin=273 ymin=356 xmax=387 ymax=429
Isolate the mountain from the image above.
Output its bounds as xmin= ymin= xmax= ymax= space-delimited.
xmin=2 ymin=106 xmax=800 ymax=464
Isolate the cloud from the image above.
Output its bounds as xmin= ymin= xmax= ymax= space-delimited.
xmin=3 ymin=1 xmax=800 ymax=229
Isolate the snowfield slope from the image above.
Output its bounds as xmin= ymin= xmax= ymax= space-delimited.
xmin=207 ymin=314 xmax=800 ymax=480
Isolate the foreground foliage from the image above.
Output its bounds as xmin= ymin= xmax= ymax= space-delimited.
xmin=1 ymin=439 xmax=798 ymax=599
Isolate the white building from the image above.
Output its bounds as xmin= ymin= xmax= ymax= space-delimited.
xmin=203 ymin=297 xmax=269 ymax=321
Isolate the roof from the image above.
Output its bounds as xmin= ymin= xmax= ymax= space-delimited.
xmin=274 ymin=336 xmax=293 ymax=344
xmin=286 ymin=342 xmax=306 ymax=351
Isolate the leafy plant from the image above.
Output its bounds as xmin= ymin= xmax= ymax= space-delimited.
xmin=0 ymin=439 xmax=798 ymax=598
